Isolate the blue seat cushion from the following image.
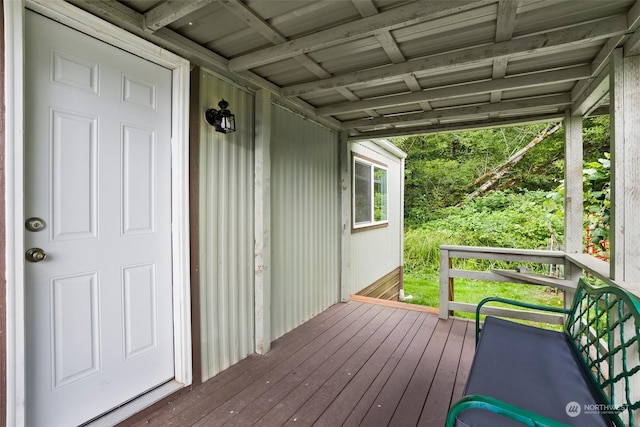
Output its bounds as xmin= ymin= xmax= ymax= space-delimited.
xmin=456 ymin=316 xmax=612 ymax=427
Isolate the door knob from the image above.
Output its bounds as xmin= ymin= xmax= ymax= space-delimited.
xmin=25 ymin=248 xmax=47 ymax=263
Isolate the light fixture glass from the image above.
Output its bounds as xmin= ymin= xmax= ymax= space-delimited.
xmin=205 ymin=99 xmax=236 ymax=134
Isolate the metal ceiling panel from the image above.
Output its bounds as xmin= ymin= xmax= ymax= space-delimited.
xmin=502 ymin=81 xmax=576 ymax=100
xmin=506 ymin=45 xmax=603 ymax=75
xmin=514 ymin=0 xmax=634 ymax=36
xmin=76 ymin=0 xmax=640 ymax=138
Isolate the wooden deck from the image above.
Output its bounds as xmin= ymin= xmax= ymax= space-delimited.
xmin=122 ymin=301 xmax=475 ymax=427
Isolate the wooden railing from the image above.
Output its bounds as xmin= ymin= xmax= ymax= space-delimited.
xmin=438 ymin=245 xmax=579 ymax=323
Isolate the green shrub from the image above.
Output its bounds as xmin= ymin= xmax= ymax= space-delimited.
xmin=404 ymin=190 xmax=564 ymax=275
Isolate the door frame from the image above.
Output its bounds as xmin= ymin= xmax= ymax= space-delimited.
xmin=4 ymin=1 xmax=192 ymax=425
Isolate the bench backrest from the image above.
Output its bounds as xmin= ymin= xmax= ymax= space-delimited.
xmin=565 ymin=278 xmax=640 ymax=427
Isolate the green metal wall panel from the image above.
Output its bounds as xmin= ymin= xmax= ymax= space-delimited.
xmin=270 ymin=106 xmax=340 ymax=340
xmin=198 ymin=71 xmax=255 ymax=381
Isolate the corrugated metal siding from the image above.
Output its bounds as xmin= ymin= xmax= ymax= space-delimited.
xmin=271 ymin=106 xmax=340 ymax=340
xmin=198 ymin=70 xmax=255 ymax=381
xmin=350 ymin=142 xmax=404 ymax=295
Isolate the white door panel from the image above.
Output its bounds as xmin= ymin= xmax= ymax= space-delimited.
xmin=25 ymin=11 xmax=175 ymax=426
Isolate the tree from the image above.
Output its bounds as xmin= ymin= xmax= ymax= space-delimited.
xmin=395 ymin=123 xmax=566 ymax=226
xmin=394 ymin=117 xmax=611 ymax=228
xmin=462 ymin=123 xmax=562 ymax=204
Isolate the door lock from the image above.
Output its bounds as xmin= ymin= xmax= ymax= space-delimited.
xmin=25 ymin=248 xmax=47 ymax=263
xmin=25 ymin=217 xmax=46 ymax=232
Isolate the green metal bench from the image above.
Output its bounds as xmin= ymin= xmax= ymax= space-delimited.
xmin=446 ymin=278 xmax=640 ymax=427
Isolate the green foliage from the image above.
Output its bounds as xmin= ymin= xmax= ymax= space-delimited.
xmin=396 ymin=124 xmax=567 ymax=226
xmin=399 ymin=117 xmax=611 ymax=313
xmin=546 ymin=152 xmax=610 ymax=258
xmin=583 ymin=154 xmax=610 ymax=243
xmin=394 ymin=118 xmax=611 ymax=227
xmin=583 ymin=116 xmax=611 ymax=161
xmin=404 ymin=191 xmax=563 ymax=274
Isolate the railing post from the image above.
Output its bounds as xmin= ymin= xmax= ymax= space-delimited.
xmin=448 ymin=258 xmax=455 ymax=317
xmin=439 ymin=247 xmax=450 ymax=319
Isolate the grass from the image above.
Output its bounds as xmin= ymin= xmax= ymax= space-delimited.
xmin=403 ymin=271 xmax=565 ymax=326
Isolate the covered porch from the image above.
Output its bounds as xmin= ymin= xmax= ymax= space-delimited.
xmin=5 ymin=0 xmax=640 ymax=426
xmin=121 ymin=300 xmax=473 ymax=427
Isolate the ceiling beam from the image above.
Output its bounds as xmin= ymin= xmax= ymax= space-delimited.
xmin=571 ymin=67 xmax=609 ymax=117
xmin=489 ymin=0 xmax=517 ymax=117
xmin=220 ymin=0 xmax=287 ymax=45
xmin=143 ymin=0 xmax=214 ymax=32
xmin=572 ymin=1 xmax=640 ymax=103
xmin=494 ymin=0 xmax=517 ymax=43
xmin=351 ymin=0 xmax=378 ymax=17
xmin=625 ymin=28 xmax=640 ymax=55
xmin=624 ymin=0 xmax=640 ymax=55
xmin=319 ymin=65 xmax=591 ymax=116
xmin=347 ymin=113 xmax=564 ymax=141
xmin=570 ymin=35 xmax=620 ymax=106
xmin=219 ymin=0 xmax=331 ymax=79
xmin=624 ymin=0 xmax=640 ymax=54
xmin=283 ymin=15 xmax=628 ymax=97
xmin=228 ymin=0 xmax=497 ymax=71
xmin=350 ymin=0 xmax=436 ymax=114
xmin=342 ymin=94 xmax=571 ymax=129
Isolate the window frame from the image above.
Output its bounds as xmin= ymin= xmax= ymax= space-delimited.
xmin=352 ymin=154 xmax=389 ymax=232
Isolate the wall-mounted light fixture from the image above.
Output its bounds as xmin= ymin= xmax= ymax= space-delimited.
xmin=205 ymin=99 xmax=236 ymax=134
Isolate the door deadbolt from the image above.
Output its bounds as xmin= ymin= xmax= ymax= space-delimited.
xmin=25 ymin=248 xmax=47 ymax=263
xmin=25 ymin=217 xmax=46 ymax=232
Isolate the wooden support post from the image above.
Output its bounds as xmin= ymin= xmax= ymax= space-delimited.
xmin=254 ymin=89 xmax=272 ymax=354
xmin=564 ymin=110 xmax=583 ymax=307
xmin=610 ymin=49 xmax=640 ymax=293
xmin=339 ymin=132 xmax=352 ymax=301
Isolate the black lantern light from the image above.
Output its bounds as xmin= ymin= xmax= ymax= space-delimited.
xmin=205 ymin=99 xmax=236 ymax=134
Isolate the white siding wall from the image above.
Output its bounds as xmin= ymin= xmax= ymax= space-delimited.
xmin=271 ymin=106 xmax=340 ymax=340
xmin=199 ymin=70 xmax=255 ymax=381
xmin=349 ymin=141 xmax=405 ymax=295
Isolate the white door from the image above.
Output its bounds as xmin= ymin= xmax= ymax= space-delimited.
xmin=24 ymin=11 xmax=175 ymax=426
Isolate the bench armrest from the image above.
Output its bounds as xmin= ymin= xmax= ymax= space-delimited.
xmin=445 ymin=395 xmax=572 ymax=427
xmin=475 ymin=297 xmax=571 ymax=344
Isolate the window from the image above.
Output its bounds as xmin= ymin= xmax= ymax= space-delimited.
xmin=353 ymin=155 xmax=388 ymax=229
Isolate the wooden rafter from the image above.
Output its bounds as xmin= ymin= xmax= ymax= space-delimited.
xmin=284 ymin=15 xmax=627 ymax=97
xmin=342 ymin=94 xmax=570 ymax=130
xmin=350 ymin=0 xmax=436 ymax=115
xmin=219 ymin=0 xmax=332 ymax=79
xmin=228 ymin=0 xmax=496 ymax=71
xmin=319 ymin=66 xmax=591 ymax=117
xmin=57 ymin=0 xmax=640 ymax=140
xmin=346 ymin=113 xmax=564 ymax=141
xmin=489 ymin=0 xmax=517 ymax=117
xmin=143 ymin=0 xmax=214 ymax=32
xmin=570 ymin=0 xmax=640 ymax=108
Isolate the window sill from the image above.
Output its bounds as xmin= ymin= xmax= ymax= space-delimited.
xmin=352 ymin=222 xmax=389 ymax=233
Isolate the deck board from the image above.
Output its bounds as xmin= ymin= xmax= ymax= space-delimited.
xmin=122 ymin=301 xmax=475 ymax=427
xmin=418 ymin=319 xmax=468 ymax=426
xmin=357 ymin=314 xmax=439 ymax=427
xmin=387 ymin=317 xmax=454 ymax=427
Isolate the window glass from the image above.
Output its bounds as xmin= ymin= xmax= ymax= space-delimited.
xmin=353 ymin=156 xmax=388 ymax=229
xmin=354 ymin=161 xmax=372 ymax=224
xmin=374 ymin=167 xmax=387 ymax=222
